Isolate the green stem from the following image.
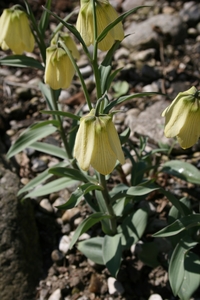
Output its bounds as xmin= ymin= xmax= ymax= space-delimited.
xmin=99 ymin=173 xmax=117 ymax=234
xmin=50 ymin=88 xmax=72 ymax=159
xmin=92 ymin=0 xmax=102 ymax=102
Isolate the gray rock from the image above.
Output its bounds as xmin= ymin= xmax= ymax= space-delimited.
xmin=40 ymin=198 xmax=54 ymax=213
xmin=122 ymin=0 xmax=145 ymax=11
xmin=125 ymin=100 xmax=171 ymax=146
xmin=148 ymin=294 xmax=163 ymax=300
xmin=0 ymin=156 xmax=42 ymax=300
xmin=180 ymin=1 xmax=200 ymax=25
xmin=122 ymin=14 xmax=187 ymax=50
xmin=58 ymin=235 xmax=70 ymax=254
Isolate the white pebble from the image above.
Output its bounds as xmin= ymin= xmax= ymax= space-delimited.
xmin=148 ymin=294 xmax=163 ymax=300
xmin=107 ymin=277 xmax=124 ymax=295
xmin=48 ymin=289 xmax=62 ymax=300
xmin=40 ymin=199 xmax=53 ymax=213
xmin=58 ymin=235 xmax=70 ymax=254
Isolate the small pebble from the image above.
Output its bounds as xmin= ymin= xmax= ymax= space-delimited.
xmin=51 ymin=249 xmax=64 ymax=263
xmin=59 ymin=235 xmax=71 ymax=254
xmin=40 ymin=199 xmax=53 ymax=213
xmin=107 ymin=277 xmax=124 ymax=295
xmin=148 ymin=294 xmax=163 ymax=300
xmin=61 ymin=208 xmax=80 ymax=223
xmin=48 ymin=288 xmax=62 ymax=300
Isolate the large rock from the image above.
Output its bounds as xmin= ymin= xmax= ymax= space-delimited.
xmin=122 ymin=14 xmax=187 ymax=50
xmin=0 ymin=153 xmax=42 ymax=300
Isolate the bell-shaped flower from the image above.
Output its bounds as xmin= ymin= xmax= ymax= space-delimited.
xmin=0 ymin=8 xmax=34 ymax=54
xmin=44 ymin=34 xmax=79 ymax=90
xmin=74 ymin=109 xmax=125 ymax=175
xmin=76 ymin=0 xmax=124 ymax=51
xmin=162 ymin=86 xmax=200 ymax=149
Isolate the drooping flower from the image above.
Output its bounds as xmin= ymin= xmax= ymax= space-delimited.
xmin=0 ymin=7 xmax=34 ymax=54
xmin=162 ymin=86 xmax=200 ymax=149
xmin=44 ymin=33 xmax=79 ymax=90
xmin=74 ymin=109 xmax=125 ymax=175
xmin=76 ymin=0 xmax=124 ymax=51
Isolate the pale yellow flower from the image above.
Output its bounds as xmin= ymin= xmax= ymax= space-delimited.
xmin=0 ymin=8 xmax=34 ymax=54
xmin=162 ymin=86 xmax=200 ymax=149
xmin=74 ymin=109 xmax=125 ymax=175
xmin=44 ymin=34 xmax=79 ymax=90
xmin=76 ymin=0 xmax=124 ymax=51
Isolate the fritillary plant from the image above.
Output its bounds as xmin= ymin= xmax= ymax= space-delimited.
xmin=1 ymin=1 xmax=200 ymax=299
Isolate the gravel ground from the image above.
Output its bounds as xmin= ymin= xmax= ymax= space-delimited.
xmin=1 ymin=1 xmax=200 ymax=300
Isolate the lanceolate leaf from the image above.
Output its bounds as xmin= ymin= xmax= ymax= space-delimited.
xmin=161 ymin=160 xmax=200 ymax=185
xmin=104 ymin=92 xmax=160 ymax=113
xmin=0 ymin=55 xmax=44 ymax=70
xmin=30 ymin=142 xmax=67 ymax=159
xmin=17 ymin=161 xmax=69 ymax=196
xmin=169 ymin=237 xmax=197 ymax=296
xmin=7 ymin=124 xmax=57 ymax=158
xmin=153 ymin=214 xmax=200 ymax=237
xmin=78 ymin=237 xmax=104 ymax=265
xmin=41 ymin=110 xmax=80 ymax=121
xmin=103 ymin=234 xmax=122 ymax=277
xmin=24 ymin=177 xmax=77 ymax=199
xmin=70 ymin=213 xmax=111 ymax=249
xmin=56 ymin=183 xmax=103 ymax=210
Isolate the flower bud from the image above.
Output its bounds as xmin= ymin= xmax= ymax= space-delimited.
xmin=44 ymin=34 xmax=79 ymax=90
xmin=0 ymin=8 xmax=34 ymax=54
xmin=76 ymin=0 xmax=124 ymax=51
xmin=162 ymin=86 xmax=200 ymax=149
xmin=74 ymin=109 xmax=125 ymax=175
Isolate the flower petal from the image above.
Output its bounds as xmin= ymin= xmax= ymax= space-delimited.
xmin=91 ymin=118 xmax=117 ymax=175
xmin=74 ymin=114 xmax=96 ymax=171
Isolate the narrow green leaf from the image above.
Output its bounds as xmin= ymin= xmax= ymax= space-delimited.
xmin=169 ymin=237 xmax=197 ymax=296
xmin=162 ymin=190 xmax=189 ymax=216
xmin=153 ymin=214 xmax=200 ymax=237
xmin=0 ymin=55 xmax=44 ymax=70
xmin=70 ymin=213 xmax=110 ymax=249
xmin=113 ymin=197 xmax=126 ymax=216
xmin=7 ymin=125 xmax=57 ymax=158
xmin=30 ymin=142 xmax=67 ymax=159
xmin=41 ymin=110 xmax=80 ymax=121
xmin=161 ymin=160 xmax=200 ymax=185
xmin=24 ymin=177 xmax=77 ymax=199
xmin=178 ymin=252 xmax=200 ymax=300
xmin=127 ymin=184 xmax=159 ymax=196
xmin=49 ymin=167 xmax=89 ymax=182
xmin=78 ymin=237 xmax=104 ymax=265
xmin=39 ymin=82 xmax=61 ymax=110
xmin=103 ymin=234 xmax=122 ymax=277
xmin=119 ymin=127 xmax=131 ymax=145
xmin=17 ymin=161 xmax=69 ymax=196
xmin=104 ymin=92 xmax=161 ymax=113
xmin=56 ymin=183 xmax=103 ymax=210
xmin=118 ymin=208 xmax=148 ymax=248
xmin=39 ymin=0 xmax=51 ymax=35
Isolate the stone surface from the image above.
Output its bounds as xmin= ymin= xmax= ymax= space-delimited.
xmin=0 ymin=155 xmax=42 ymax=300
xmin=122 ymin=14 xmax=187 ymax=49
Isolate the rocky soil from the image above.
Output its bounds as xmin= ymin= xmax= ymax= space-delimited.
xmin=1 ymin=1 xmax=200 ymax=300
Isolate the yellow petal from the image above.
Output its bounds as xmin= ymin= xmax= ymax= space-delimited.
xmin=91 ymin=117 xmax=117 ymax=175
xmin=162 ymin=87 xmax=197 ymax=138
xmin=74 ymin=112 xmax=96 ymax=171
xmin=176 ymin=109 xmax=200 ymax=148
xmin=106 ymin=117 xmax=125 ymax=165
xmin=76 ymin=3 xmax=93 ymax=47
xmin=96 ymin=1 xmax=124 ymax=51
xmin=45 ymin=46 xmax=75 ymax=90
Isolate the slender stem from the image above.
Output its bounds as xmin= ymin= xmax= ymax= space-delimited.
xmin=92 ymin=0 xmax=102 ymax=101
xmin=50 ymin=88 xmax=72 ymax=159
xmin=99 ymin=173 xmax=117 ymax=234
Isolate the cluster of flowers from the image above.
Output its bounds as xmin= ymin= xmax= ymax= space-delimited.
xmin=0 ymin=0 xmax=199 ymax=175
